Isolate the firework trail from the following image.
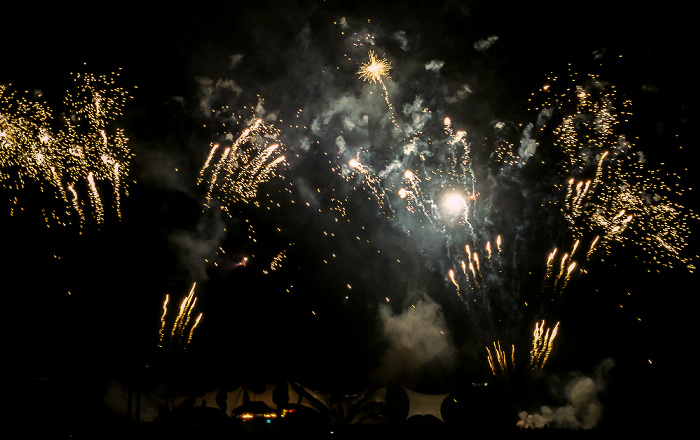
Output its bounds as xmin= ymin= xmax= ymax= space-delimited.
xmin=487 ymin=340 xmax=516 ymax=381
xmin=158 ymin=283 xmax=203 ymax=350
xmin=348 ymin=157 xmax=392 ymax=213
xmin=529 ymin=320 xmax=560 ymax=372
xmin=357 ymin=51 xmax=400 ymax=134
xmin=0 ymin=72 xmax=132 ymax=228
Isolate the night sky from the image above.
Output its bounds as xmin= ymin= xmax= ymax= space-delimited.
xmin=3 ymin=0 xmax=696 ymax=435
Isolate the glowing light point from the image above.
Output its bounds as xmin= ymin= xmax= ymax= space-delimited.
xmin=442 ymin=192 xmax=467 ymax=215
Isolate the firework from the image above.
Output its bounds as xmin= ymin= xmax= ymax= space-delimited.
xmin=185 ymin=17 xmax=698 ymax=397
xmin=487 ymin=340 xmax=516 ymax=380
xmin=339 ymin=59 xmax=696 ymax=341
xmin=347 ymin=158 xmax=391 ymax=212
xmin=199 ymin=118 xmax=287 ymax=211
xmin=357 ymin=50 xmax=392 ymax=84
xmin=158 ymin=283 xmax=203 ymax=350
xmin=529 ymin=71 xmax=699 ymax=272
xmin=357 ymin=51 xmax=400 ymax=133
xmin=0 ymin=71 xmax=132 ymax=227
xmin=529 ymin=320 xmax=560 ymax=372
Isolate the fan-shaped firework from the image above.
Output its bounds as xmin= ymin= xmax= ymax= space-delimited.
xmin=158 ymin=283 xmax=203 ymax=350
xmin=198 ymin=117 xmax=286 ymax=214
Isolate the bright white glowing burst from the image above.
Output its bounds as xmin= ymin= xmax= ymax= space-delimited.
xmin=442 ymin=192 xmax=467 ymax=216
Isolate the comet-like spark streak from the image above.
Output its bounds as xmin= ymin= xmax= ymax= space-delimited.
xmin=158 ymin=294 xmax=170 ymax=349
xmin=487 ymin=340 xmax=516 ymax=380
xmin=159 ymin=283 xmax=202 ymax=350
xmin=529 ymin=320 xmax=560 ymax=371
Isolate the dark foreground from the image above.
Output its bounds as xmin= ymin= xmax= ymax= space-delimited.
xmin=6 ymin=416 xmax=671 ymax=440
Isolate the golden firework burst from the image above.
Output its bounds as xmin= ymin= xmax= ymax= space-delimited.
xmin=357 ymin=51 xmax=392 ymax=84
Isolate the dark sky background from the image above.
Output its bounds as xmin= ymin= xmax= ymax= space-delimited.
xmin=2 ymin=0 xmax=696 ymax=434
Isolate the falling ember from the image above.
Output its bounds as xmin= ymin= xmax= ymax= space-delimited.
xmin=67 ymin=185 xmax=85 ymax=227
xmin=113 ymin=162 xmax=121 ymax=219
xmin=198 ymin=143 xmax=220 ymax=185
xmin=347 ymin=158 xmax=390 ymax=210
xmin=185 ymin=313 xmax=203 ymax=348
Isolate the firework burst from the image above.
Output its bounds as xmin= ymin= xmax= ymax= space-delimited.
xmin=0 ymin=71 xmax=132 ymax=228
xmin=357 ymin=51 xmax=400 ymax=133
xmin=527 ymin=71 xmax=699 ymax=272
xmin=357 ymin=51 xmax=392 ymax=84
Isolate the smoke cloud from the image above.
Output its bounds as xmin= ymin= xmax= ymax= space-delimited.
xmin=372 ymin=290 xmax=456 ymax=387
xmin=517 ymin=357 xmax=615 ymax=429
xmin=474 ymin=35 xmax=499 ymax=51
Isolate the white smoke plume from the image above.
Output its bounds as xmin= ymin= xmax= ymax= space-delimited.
xmin=372 ymin=291 xmax=456 ymax=387
xmin=425 ymin=59 xmax=445 ymax=72
xmin=474 ymin=35 xmax=499 ymax=51
xmin=517 ymin=357 xmax=615 ymax=429
xmin=393 ymin=30 xmax=410 ymax=51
